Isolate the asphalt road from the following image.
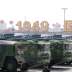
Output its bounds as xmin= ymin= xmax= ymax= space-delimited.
xmin=27 ymin=65 xmax=72 ymax=72
xmin=0 ymin=65 xmax=72 ymax=72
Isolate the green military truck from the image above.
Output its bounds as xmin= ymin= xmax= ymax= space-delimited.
xmin=49 ymin=40 xmax=72 ymax=67
xmin=0 ymin=40 xmax=51 ymax=72
xmin=0 ymin=40 xmax=72 ymax=72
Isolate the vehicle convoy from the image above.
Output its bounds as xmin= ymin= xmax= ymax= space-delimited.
xmin=0 ymin=39 xmax=72 ymax=72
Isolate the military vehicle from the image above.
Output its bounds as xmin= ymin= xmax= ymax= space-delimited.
xmin=0 ymin=39 xmax=72 ymax=72
xmin=0 ymin=40 xmax=50 ymax=72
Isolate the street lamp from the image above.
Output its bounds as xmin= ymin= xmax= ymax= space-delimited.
xmin=62 ymin=8 xmax=68 ymax=32
xmin=62 ymin=8 xmax=68 ymax=24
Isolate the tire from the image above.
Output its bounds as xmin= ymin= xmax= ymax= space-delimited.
xmin=21 ymin=62 xmax=29 ymax=72
xmin=3 ymin=56 xmax=17 ymax=72
xmin=43 ymin=67 xmax=50 ymax=72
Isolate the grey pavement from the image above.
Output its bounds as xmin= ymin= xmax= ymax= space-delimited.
xmin=27 ymin=65 xmax=72 ymax=72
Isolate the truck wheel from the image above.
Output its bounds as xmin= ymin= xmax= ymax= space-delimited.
xmin=43 ymin=66 xmax=50 ymax=72
xmin=21 ymin=63 xmax=29 ymax=72
xmin=3 ymin=56 xmax=17 ymax=72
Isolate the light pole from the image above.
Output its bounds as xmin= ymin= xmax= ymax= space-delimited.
xmin=61 ymin=8 xmax=68 ymax=32
xmin=62 ymin=8 xmax=68 ymax=24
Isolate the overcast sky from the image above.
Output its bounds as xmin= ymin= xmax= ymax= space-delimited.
xmin=0 ymin=0 xmax=72 ymax=28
